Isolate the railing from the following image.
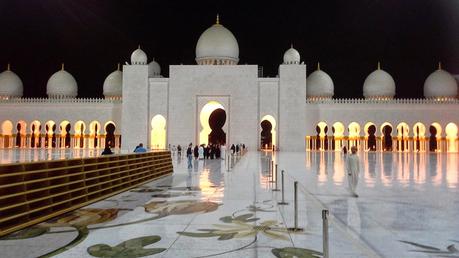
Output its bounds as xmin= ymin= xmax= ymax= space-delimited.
xmin=0 ymin=151 xmax=173 ymax=237
xmin=0 ymin=98 xmax=121 ymax=104
xmin=306 ymin=98 xmax=459 ymax=104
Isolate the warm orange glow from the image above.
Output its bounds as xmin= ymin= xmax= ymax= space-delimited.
xmin=199 ymin=101 xmax=224 ymax=146
xmin=333 ymin=122 xmax=345 ymax=151
xmin=1 ymin=120 xmax=13 ymax=135
xmin=261 ymin=115 xmax=277 ymax=148
xmin=348 ymin=122 xmax=360 ymax=148
xmin=445 ymin=123 xmax=458 ymax=153
xmin=151 ymin=115 xmax=167 ymax=149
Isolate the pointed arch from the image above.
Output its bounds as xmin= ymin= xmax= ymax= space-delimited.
xmin=151 ymin=115 xmax=166 ymax=149
xmin=445 ymin=122 xmax=458 ymax=152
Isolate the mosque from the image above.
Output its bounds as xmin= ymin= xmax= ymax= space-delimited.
xmin=0 ymin=16 xmax=458 ymax=153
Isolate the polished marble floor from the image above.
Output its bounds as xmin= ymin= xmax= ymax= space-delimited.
xmin=0 ymin=150 xmax=458 ymax=257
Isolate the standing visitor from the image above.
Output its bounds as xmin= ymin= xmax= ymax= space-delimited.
xmin=194 ymin=145 xmax=199 ymax=159
xmin=220 ymin=144 xmax=226 ymax=159
xmin=198 ymin=145 xmax=204 ymax=159
xmin=186 ymin=143 xmax=193 ymax=169
xmin=230 ymin=144 xmax=235 ymax=155
xmin=346 ymin=146 xmax=360 ymax=197
xmin=177 ymin=145 xmax=182 ymax=158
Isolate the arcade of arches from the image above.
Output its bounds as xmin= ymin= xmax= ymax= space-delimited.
xmin=307 ymin=121 xmax=459 ymax=153
xmin=0 ymin=119 xmax=120 ymax=149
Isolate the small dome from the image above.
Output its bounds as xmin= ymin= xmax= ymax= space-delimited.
xmin=131 ymin=46 xmax=148 ymax=65
xmin=283 ymin=46 xmax=300 ymax=64
xmin=46 ymin=64 xmax=78 ymax=98
xmin=195 ymin=15 xmax=239 ymax=65
xmin=148 ymin=59 xmax=161 ymax=77
xmin=363 ymin=63 xmax=395 ymax=99
xmin=307 ymin=63 xmax=334 ymax=99
xmin=424 ymin=64 xmax=458 ymax=99
xmin=103 ymin=65 xmax=122 ymax=99
xmin=0 ymin=64 xmax=23 ymax=98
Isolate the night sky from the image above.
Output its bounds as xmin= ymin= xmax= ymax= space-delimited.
xmin=0 ymin=0 xmax=458 ymax=98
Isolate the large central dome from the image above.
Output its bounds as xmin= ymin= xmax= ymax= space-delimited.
xmin=195 ymin=15 xmax=239 ymax=65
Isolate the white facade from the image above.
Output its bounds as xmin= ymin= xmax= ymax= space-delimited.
xmin=0 ymin=18 xmax=458 ymax=152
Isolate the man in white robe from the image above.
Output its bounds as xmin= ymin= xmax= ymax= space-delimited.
xmin=346 ymin=146 xmax=360 ymax=197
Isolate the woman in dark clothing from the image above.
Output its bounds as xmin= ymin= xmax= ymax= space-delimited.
xmin=194 ymin=145 xmax=199 ymax=159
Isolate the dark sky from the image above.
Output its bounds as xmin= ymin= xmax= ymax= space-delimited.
xmin=0 ymin=0 xmax=458 ymax=98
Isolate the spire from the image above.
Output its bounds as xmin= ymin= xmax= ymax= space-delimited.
xmin=117 ymin=63 xmax=120 ymax=71
xmin=216 ymin=14 xmax=220 ymax=25
xmin=290 ymin=43 xmax=293 ymax=49
xmin=61 ymin=63 xmax=65 ymax=71
xmin=138 ymin=44 xmax=141 ymax=49
xmin=438 ymin=62 xmax=442 ymax=70
xmin=377 ymin=61 xmax=381 ymax=70
xmin=7 ymin=63 xmax=10 ymax=71
xmin=317 ymin=62 xmax=321 ymax=71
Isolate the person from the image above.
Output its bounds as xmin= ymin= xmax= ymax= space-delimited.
xmin=177 ymin=145 xmax=182 ymax=158
xmin=236 ymin=144 xmax=240 ymax=154
xmin=186 ymin=143 xmax=193 ymax=169
xmin=171 ymin=145 xmax=177 ymax=156
xmin=198 ymin=144 xmax=204 ymax=159
xmin=342 ymin=146 xmax=348 ymax=155
xmin=220 ymin=144 xmax=226 ymax=160
xmin=346 ymin=146 xmax=360 ymax=197
xmin=101 ymin=145 xmax=113 ymax=155
xmin=230 ymin=144 xmax=235 ymax=155
xmin=133 ymin=143 xmax=147 ymax=153
xmin=193 ymin=145 xmax=199 ymax=159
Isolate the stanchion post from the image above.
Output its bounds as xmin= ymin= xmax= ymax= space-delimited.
xmin=322 ymin=209 xmax=329 ymax=258
xmin=272 ymin=166 xmax=280 ymax=191
xmin=287 ymin=181 xmax=303 ymax=232
xmin=269 ymin=161 xmax=275 ymax=183
xmin=278 ymin=170 xmax=288 ymax=205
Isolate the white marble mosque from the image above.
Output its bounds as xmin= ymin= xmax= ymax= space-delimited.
xmin=0 ymin=16 xmax=458 ymax=154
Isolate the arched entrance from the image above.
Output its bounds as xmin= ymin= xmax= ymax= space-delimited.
xmin=1 ymin=120 xmax=13 ymax=148
xmin=16 ymin=121 xmax=27 ymax=147
xmin=413 ymin=122 xmax=426 ymax=152
xmin=429 ymin=123 xmax=442 ymax=152
xmin=208 ymin=109 xmax=226 ymax=145
xmin=59 ymin=121 xmax=71 ymax=148
xmin=396 ymin=122 xmax=409 ymax=152
xmin=199 ymin=101 xmax=226 ymax=146
xmin=364 ymin=123 xmax=377 ymax=151
xmin=260 ymin=115 xmax=276 ymax=150
xmin=151 ymin=115 xmax=166 ymax=149
xmin=445 ymin=122 xmax=457 ymax=152
xmin=381 ymin=122 xmax=393 ymax=151
xmin=332 ymin=122 xmax=345 ymax=151
xmin=105 ymin=122 xmax=116 ymax=148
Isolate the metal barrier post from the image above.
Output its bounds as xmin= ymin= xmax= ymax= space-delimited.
xmin=287 ymin=181 xmax=303 ymax=232
xmin=322 ymin=209 xmax=329 ymax=258
xmin=269 ymin=161 xmax=275 ymax=183
xmin=272 ymin=166 xmax=280 ymax=191
xmin=278 ymin=170 xmax=288 ymax=205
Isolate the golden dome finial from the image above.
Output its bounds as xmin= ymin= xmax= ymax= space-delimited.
xmin=216 ymin=14 xmax=220 ymax=25
xmin=438 ymin=62 xmax=442 ymax=70
xmin=290 ymin=43 xmax=293 ymax=48
xmin=61 ymin=63 xmax=65 ymax=71
xmin=7 ymin=63 xmax=10 ymax=71
xmin=317 ymin=62 xmax=321 ymax=70
xmin=117 ymin=63 xmax=120 ymax=71
xmin=138 ymin=44 xmax=141 ymax=49
xmin=377 ymin=61 xmax=381 ymax=70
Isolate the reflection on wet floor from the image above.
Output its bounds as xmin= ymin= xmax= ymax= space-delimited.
xmin=304 ymin=151 xmax=458 ymax=189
